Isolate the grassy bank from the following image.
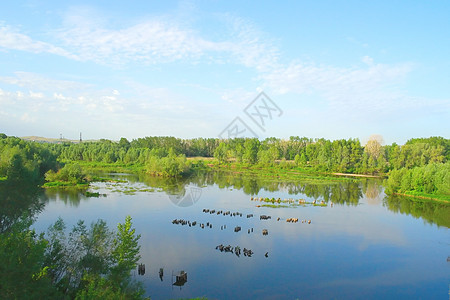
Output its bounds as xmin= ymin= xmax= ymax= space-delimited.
xmin=393 ymin=192 xmax=450 ymax=203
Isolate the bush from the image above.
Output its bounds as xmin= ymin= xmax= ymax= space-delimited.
xmin=45 ymin=164 xmax=86 ymax=184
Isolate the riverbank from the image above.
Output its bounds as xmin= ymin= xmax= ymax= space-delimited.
xmin=392 ymin=192 xmax=450 ymax=203
xmin=332 ymin=172 xmax=383 ymax=178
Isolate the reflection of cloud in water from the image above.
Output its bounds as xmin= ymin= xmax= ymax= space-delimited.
xmin=210 ymin=189 xmax=408 ymax=250
xmin=315 ymin=261 xmax=448 ymax=291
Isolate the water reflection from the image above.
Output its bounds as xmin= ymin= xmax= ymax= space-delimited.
xmin=0 ymin=182 xmax=46 ymax=233
xmin=362 ymin=179 xmax=383 ymax=205
xmin=384 ymin=195 xmax=450 ymax=228
xmin=172 ymin=270 xmax=188 ymax=288
xmin=137 ymin=171 xmax=366 ymax=206
xmin=44 ymin=187 xmax=90 ymax=207
xmin=46 ymin=171 xmax=446 ymax=228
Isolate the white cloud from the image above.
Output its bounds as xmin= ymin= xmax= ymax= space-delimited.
xmin=0 ymin=72 xmax=93 ymax=93
xmin=50 ymin=9 xmax=279 ymax=70
xmin=56 ymin=16 xmax=208 ymax=65
xmin=0 ymin=10 xmax=278 ymax=73
xmin=259 ymin=59 xmax=434 ymax=117
xmin=0 ymin=25 xmax=78 ymax=60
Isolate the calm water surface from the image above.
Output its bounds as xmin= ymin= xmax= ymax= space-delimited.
xmin=32 ymin=173 xmax=449 ymax=300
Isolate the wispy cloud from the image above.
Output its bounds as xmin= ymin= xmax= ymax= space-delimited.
xmin=0 ymin=6 xmax=280 ymax=71
xmin=258 ymin=58 xmax=444 ymax=117
xmin=0 ymin=71 xmax=93 ymax=93
xmin=54 ymin=9 xmax=280 ymax=69
xmin=0 ymin=24 xmax=78 ymax=60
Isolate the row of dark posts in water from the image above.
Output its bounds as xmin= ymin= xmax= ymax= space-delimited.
xmin=137 ymin=264 xmax=165 ymax=281
xmin=215 ymin=244 xmax=256 ymax=257
xmin=202 ymin=208 xmax=311 ymax=224
xmin=215 ymin=244 xmax=269 ymax=258
xmin=171 ymin=219 xmax=212 ymax=229
xmin=203 ymin=208 xmax=252 ymax=218
xmin=203 ymin=208 xmax=276 ymax=220
xmin=172 ymin=219 xmax=263 ymax=235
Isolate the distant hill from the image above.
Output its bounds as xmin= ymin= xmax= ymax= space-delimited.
xmin=21 ymin=136 xmax=98 ymax=144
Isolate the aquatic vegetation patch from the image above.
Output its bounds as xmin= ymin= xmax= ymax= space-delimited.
xmin=251 ymin=196 xmax=330 ymax=208
xmin=101 ymin=181 xmax=160 ymax=195
xmin=261 ymin=204 xmax=289 ymax=208
xmin=85 ymin=191 xmax=107 ymax=197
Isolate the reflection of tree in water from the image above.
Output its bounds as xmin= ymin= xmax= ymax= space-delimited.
xmin=137 ymin=170 xmax=365 ymax=206
xmin=384 ymin=195 xmax=450 ymax=228
xmin=138 ymin=175 xmax=190 ymax=196
xmin=0 ymin=182 xmax=47 ymax=233
xmin=44 ymin=188 xmax=89 ymax=207
xmin=285 ymin=181 xmax=362 ymax=205
xmin=362 ymin=179 xmax=383 ymax=205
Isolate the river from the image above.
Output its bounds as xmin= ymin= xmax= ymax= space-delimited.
xmin=26 ymin=172 xmax=450 ymax=299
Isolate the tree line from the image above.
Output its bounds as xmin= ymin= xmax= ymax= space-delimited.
xmin=51 ymin=135 xmax=448 ymax=175
xmin=1 ymin=133 xmax=448 ymax=195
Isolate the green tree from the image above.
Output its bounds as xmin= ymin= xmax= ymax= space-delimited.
xmin=243 ymin=139 xmax=260 ymax=164
xmin=110 ymin=216 xmax=142 ymax=293
xmin=0 ymin=218 xmax=59 ymax=299
xmin=119 ymin=138 xmax=131 ymax=150
xmin=214 ymin=142 xmax=228 ymax=164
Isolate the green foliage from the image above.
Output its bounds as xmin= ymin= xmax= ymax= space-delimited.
xmin=28 ymin=133 xmax=447 ymax=177
xmin=146 ymin=148 xmax=191 ymax=177
xmin=110 ymin=216 xmax=142 ymax=292
xmin=384 ymin=162 xmax=450 ymax=199
xmin=243 ymin=138 xmax=260 ymax=164
xmin=405 ymin=136 xmax=450 ymax=161
xmin=214 ymin=142 xmax=228 ymax=164
xmin=0 ymin=217 xmax=61 ymax=299
xmin=39 ymin=216 xmax=145 ymax=299
xmin=0 ymin=135 xmax=58 ymax=183
xmin=45 ymin=163 xmax=87 ymax=184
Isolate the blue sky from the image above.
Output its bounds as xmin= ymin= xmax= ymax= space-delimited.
xmin=0 ymin=0 xmax=448 ymax=144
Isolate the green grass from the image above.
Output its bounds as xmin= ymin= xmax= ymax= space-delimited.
xmin=0 ymin=176 xmax=7 ymax=181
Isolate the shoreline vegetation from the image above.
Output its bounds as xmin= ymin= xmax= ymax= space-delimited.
xmin=393 ymin=192 xmax=450 ymax=203
xmin=0 ymin=133 xmax=448 ymax=202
